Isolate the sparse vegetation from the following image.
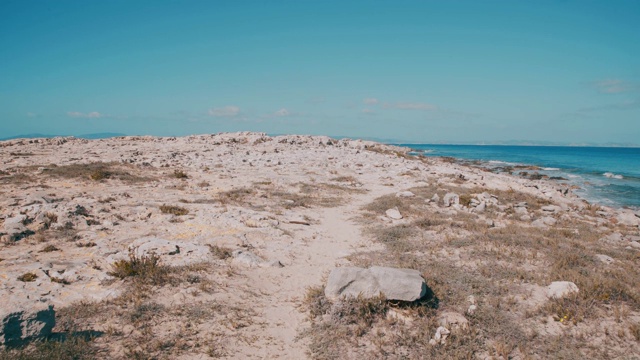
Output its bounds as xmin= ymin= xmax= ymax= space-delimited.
xmin=40 ymin=244 xmax=60 ymax=252
xmin=0 ymin=336 xmax=100 ymax=360
xmin=76 ymin=241 xmax=97 ymax=248
xmin=41 ymin=162 xmax=153 ymax=183
xmin=159 ymin=204 xmax=189 ymax=216
xmin=208 ymin=244 xmax=233 ymax=259
xmin=108 ymin=251 xmax=168 ymax=284
xmin=17 ymin=272 xmax=38 ymax=282
xmin=172 ymin=169 xmax=188 ymax=179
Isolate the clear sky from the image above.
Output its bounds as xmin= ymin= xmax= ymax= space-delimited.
xmin=1 ymin=0 xmax=639 ymax=144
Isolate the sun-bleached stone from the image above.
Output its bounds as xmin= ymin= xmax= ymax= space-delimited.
xmin=325 ymin=266 xmax=427 ymax=302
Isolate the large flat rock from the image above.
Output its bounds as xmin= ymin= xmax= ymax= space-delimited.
xmin=325 ymin=266 xmax=428 ymax=302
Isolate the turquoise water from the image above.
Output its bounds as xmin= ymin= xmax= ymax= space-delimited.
xmin=401 ymin=144 xmax=640 ymax=209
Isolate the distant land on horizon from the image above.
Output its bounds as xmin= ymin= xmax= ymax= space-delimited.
xmin=1 ymin=132 xmax=638 ymax=148
xmin=0 ymin=132 xmax=127 ymax=141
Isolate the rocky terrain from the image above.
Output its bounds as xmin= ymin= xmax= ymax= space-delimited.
xmin=1 ymin=132 xmax=639 ymax=359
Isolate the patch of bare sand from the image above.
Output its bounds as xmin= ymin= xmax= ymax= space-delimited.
xmin=231 ymin=195 xmax=384 ymax=359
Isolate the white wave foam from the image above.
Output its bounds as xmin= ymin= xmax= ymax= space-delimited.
xmin=603 ymin=172 xmax=624 ymax=179
xmin=543 ymin=167 xmax=560 ymax=171
xmin=487 ymin=160 xmax=515 ymax=166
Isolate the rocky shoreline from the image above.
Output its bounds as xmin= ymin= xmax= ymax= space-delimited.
xmin=1 ymin=132 xmax=639 ymax=358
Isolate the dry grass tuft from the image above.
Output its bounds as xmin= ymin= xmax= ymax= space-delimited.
xmin=208 ymin=244 xmax=233 ymax=259
xmin=39 ymin=244 xmax=60 ymax=252
xmin=217 ymin=187 xmax=254 ymax=204
xmin=172 ymin=169 xmax=188 ymax=179
xmin=108 ymin=251 xmax=169 ymax=285
xmin=0 ymin=336 xmax=100 ymax=360
xmin=159 ymin=204 xmax=189 ymax=216
xmin=17 ymin=272 xmax=38 ymax=282
xmin=42 ymin=162 xmax=153 ymax=183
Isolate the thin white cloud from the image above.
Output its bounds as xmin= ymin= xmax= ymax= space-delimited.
xmin=274 ymin=108 xmax=290 ymax=117
xmin=385 ymin=102 xmax=437 ymax=110
xmin=208 ymin=106 xmax=240 ymax=117
xmin=592 ymin=79 xmax=637 ymax=94
xmin=579 ymin=98 xmax=640 ymax=112
xmin=67 ymin=111 xmax=104 ymax=118
xmin=361 ymin=108 xmax=376 ymax=115
xmin=363 ymin=98 xmax=379 ymax=105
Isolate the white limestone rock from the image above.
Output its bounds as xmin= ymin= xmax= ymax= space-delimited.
xmin=617 ymin=211 xmax=640 ymax=227
xmin=595 ymin=254 xmax=614 ymax=265
xmin=385 ymin=208 xmax=403 ymax=220
xmin=396 ymin=191 xmax=415 ymax=198
xmin=532 ymin=216 xmax=557 ymax=228
xmin=546 ymin=281 xmax=579 ymax=299
xmin=325 ymin=266 xmax=428 ymax=302
xmin=438 ymin=311 xmax=469 ymax=333
xmin=443 ymin=193 xmax=459 ymax=207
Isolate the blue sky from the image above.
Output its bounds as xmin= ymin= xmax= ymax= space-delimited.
xmin=1 ymin=0 xmax=639 ymax=144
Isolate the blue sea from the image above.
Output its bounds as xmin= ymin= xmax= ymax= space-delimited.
xmin=401 ymin=144 xmax=640 ymax=209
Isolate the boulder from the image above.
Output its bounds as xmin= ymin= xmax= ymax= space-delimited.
xmin=442 ymin=193 xmax=459 ymax=207
xmin=546 ymin=281 xmax=579 ymax=299
xmin=385 ymin=208 xmax=403 ymax=220
xmin=325 ymin=266 xmax=428 ymax=302
xmin=1 ymin=303 xmax=55 ymax=346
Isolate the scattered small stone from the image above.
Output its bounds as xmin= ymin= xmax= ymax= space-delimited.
xmin=231 ymin=250 xmax=264 ymax=268
xmin=467 ymin=304 xmax=477 ymax=315
xmin=595 ymin=254 xmax=614 ymax=265
xmin=395 ymin=191 xmax=415 ymax=198
xmin=385 ymin=208 xmax=403 ymax=220
xmin=438 ymin=311 xmax=469 ymax=333
xmin=443 ymin=193 xmax=459 ymax=207
xmin=532 ymin=216 xmax=557 ymax=227
xmin=431 ymin=326 xmax=450 ymax=345
xmin=541 ymin=205 xmax=562 ymax=213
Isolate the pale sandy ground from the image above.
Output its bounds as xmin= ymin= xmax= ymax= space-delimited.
xmin=1 ymin=132 xmax=639 ymax=359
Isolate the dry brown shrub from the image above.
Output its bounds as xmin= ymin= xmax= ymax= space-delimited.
xmin=42 ymin=162 xmax=153 ymax=183
xmin=208 ymin=244 xmax=232 ymax=259
xmin=159 ymin=204 xmax=189 ymax=216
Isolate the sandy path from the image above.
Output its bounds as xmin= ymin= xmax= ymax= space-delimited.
xmin=233 ymin=194 xmax=379 ymax=359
